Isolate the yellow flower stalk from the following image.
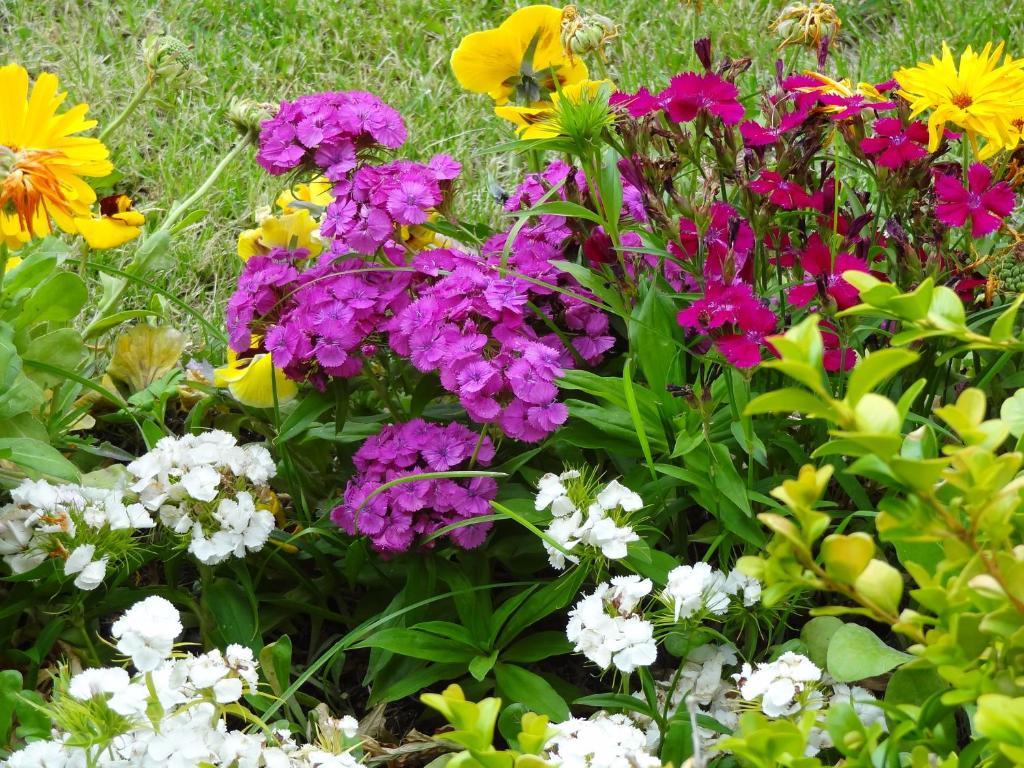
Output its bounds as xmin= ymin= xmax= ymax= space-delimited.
xmin=450 ymin=5 xmax=588 ymax=105
xmin=214 ymin=345 xmax=298 ymax=409
xmin=74 ymin=194 xmax=145 ymax=250
xmin=0 ymin=64 xmax=113 ymax=247
xmin=894 ymin=42 xmax=1024 ymax=157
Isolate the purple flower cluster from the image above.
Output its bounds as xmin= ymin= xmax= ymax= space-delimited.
xmin=330 ymin=419 xmax=497 ymax=552
xmin=257 ymin=91 xmax=407 ymax=177
xmin=321 ymin=156 xmax=460 ymax=261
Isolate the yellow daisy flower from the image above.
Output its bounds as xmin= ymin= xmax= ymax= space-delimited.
xmin=213 ymin=344 xmax=298 ymax=409
xmin=894 ymin=42 xmax=1024 ymax=156
xmin=74 ymin=194 xmax=145 ymax=250
xmin=0 ymin=64 xmax=113 ymax=246
xmin=451 ymin=5 xmax=589 ymax=105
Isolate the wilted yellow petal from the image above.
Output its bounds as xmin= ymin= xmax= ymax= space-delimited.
xmin=107 ymin=325 xmax=186 ymax=393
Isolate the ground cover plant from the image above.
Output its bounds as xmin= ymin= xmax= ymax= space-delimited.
xmin=5 ymin=1 xmax=1024 ymax=766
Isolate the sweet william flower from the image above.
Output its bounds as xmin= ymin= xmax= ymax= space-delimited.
xmin=677 ymin=282 xmax=777 ymax=368
xmin=611 ymin=71 xmax=744 ymax=124
xmin=934 ymin=163 xmax=1015 ymax=238
xmin=787 ymin=233 xmax=870 ymax=310
xmin=860 ymin=118 xmax=929 ymax=168
xmin=748 ymin=170 xmax=816 ymax=209
xmin=111 ymin=595 xmax=183 ymax=671
xmin=450 ymin=5 xmax=589 ymax=105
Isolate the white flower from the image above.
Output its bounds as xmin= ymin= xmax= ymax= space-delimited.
xmin=111 ymin=596 xmax=183 ymax=671
xmin=4 ymin=739 xmax=85 ymax=768
xmin=734 ymin=652 xmax=822 ymax=717
xmin=213 ymin=676 xmax=244 ymax=703
xmin=567 ymin=582 xmax=656 ymax=674
xmin=181 ymin=465 xmax=222 ymax=502
xmin=214 ymin=492 xmax=275 ymax=556
xmin=188 ymin=524 xmax=236 ymax=565
xmin=594 ymin=479 xmax=643 ymax=512
xmin=664 ymin=562 xmax=730 ymax=621
xmin=535 ymin=473 xmax=569 ymax=510
xmin=335 ymin=715 xmax=359 ymax=739
xmin=725 ymin=569 xmax=762 ymax=607
xmin=578 ymin=510 xmax=638 ymax=560
xmin=238 ymin=444 xmax=277 ymax=484
xmin=187 ymin=649 xmax=230 ymax=689
xmin=63 ymin=544 xmax=108 ymax=591
xmin=68 ymin=667 xmax=131 ymax=700
xmin=544 ymin=713 xmax=660 ymax=768
xmin=108 ymin=500 xmax=156 ymax=530
xmin=607 ymin=575 xmax=652 ymax=614
xmin=830 ymin=683 xmax=886 ymax=732
xmin=544 ymin=510 xmax=583 ymax=570
xmin=225 ymin=643 xmax=260 ymax=692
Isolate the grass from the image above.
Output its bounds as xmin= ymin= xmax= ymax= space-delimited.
xmin=4 ymin=0 xmax=1022 ymax=340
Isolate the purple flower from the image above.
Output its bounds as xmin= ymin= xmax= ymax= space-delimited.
xmin=331 ymin=420 xmax=496 ymax=553
xmin=934 ymin=163 xmax=1015 ymax=238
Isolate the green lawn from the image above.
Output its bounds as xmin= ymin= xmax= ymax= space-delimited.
xmin=4 ymin=0 xmax=1021 ymax=334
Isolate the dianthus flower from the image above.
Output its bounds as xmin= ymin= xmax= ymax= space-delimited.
xmin=257 ymin=91 xmax=406 ymax=176
xmin=738 ymin=107 xmax=809 ymax=146
xmin=566 ymin=577 xmax=657 ymax=673
xmin=669 ymin=201 xmax=754 ymax=283
xmin=859 ymin=118 xmax=929 ymax=168
xmin=611 ymin=71 xmax=744 ymax=125
xmin=331 ymin=420 xmax=497 ymax=552
xmin=787 ymin=233 xmax=870 ymax=310
xmin=934 ymin=162 xmax=1015 ymax=238
xmin=748 ymin=170 xmax=816 ymax=209
xmin=677 ymin=282 xmax=777 ymax=368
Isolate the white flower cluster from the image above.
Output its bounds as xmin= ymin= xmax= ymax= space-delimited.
xmin=129 ymin=431 xmax=277 ymax=566
xmin=0 ymin=431 xmax=279 ymax=590
xmin=734 ymin=651 xmax=823 ymax=718
xmin=543 ymin=712 xmax=661 ymax=768
xmin=566 ymin=575 xmax=657 ymax=673
xmin=633 ymin=644 xmax=741 ymax=755
xmin=535 ymin=472 xmax=642 ymax=569
xmin=0 ymin=480 xmax=154 ymax=590
xmin=662 ymin=562 xmax=761 ymax=622
xmin=3 ymin=597 xmax=362 ymax=768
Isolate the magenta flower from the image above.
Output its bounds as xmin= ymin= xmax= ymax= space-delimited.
xmin=739 ymin=108 xmax=808 ymax=146
xmin=670 ymin=201 xmax=754 ymax=283
xmin=748 ymin=171 xmax=816 ymax=209
xmin=822 ymin=323 xmax=856 ymax=373
xmin=661 ymin=72 xmax=744 ymax=124
xmin=677 ymin=282 xmax=777 ymax=368
xmin=610 ymin=72 xmax=744 ymax=125
xmin=787 ymin=233 xmax=869 ymax=311
xmin=934 ymin=163 xmax=1015 ymax=238
xmin=859 ymin=118 xmax=929 ymax=168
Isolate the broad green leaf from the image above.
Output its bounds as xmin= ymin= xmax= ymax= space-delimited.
xmin=17 ymin=271 xmax=88 ymax=328
xmin=23 ymin=329 xmax=85 ymax=388
xmin=0 ymin=438 xmax=79 ymax=483
xmin=501 ymin=632 xmax=572 ymax=663
xmin=203 ymin=578 xmax=258 ymax=648
xmin=845 ymin=349 xmax=919 ymax=405
xmin=1001 ymin=389 xmax=1024 ymax=438
xmin=258 ymin=635 xmax=292 ymax=698
xmin=826 ymin=623 xmax=912 ymax=682
xmin=800 ymin=616 xmax=843 ymax=669
xmin=745 ymin=388 xmax=834 ymax=419
xmin=493 ymin=663 xmax=569 ymax=721
xmin=514 ymin=200 xmax=602 ymax=223
xmin=357 ymin=628 xmax=477 ymax=663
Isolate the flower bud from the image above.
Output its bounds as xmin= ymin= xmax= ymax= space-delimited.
xmin=142 ymin=34 xmax=203 ymax=88
xmin=0 ymin=145 xmax=15 ymax=179
xmin=560 ymin=6 xmax=619 ymax=62
xmin=769 ymin=2 xmax=841 ymax=51
xmin=227 ymin=97 xmax=276 ymax=139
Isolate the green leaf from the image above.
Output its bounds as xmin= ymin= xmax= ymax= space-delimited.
xmin=1001 ymin=389 xmax=1024 ymax=438
xmin=826 ymin=623 xmax=912 ymax=682
xmin=990 ymin=294 xmax=1024 ymax=343
xmin=497 ymin=568 xmax=586 ymax=648
xmin=573 ymin=693 xmax=655 ymax=717
xmin=258 ymin=635 xmax=292 ymax=697
xmin=513 ymin=200 xmax=602 ymax=223
xmin=502 ymin=632 xmax=572 ymax=663
xmin=275 ymin=391 xmax=333 ymax=444
xmin=745 ymin=388 xmax=835 ymax=419
xmin=23 ymin=329 xmax=85 ymax=388
xmin=356 ymin=628 xmax=477 ymax=663
xmin=203 ymin=578 xmax=258 ymax=648
xmin=0 ymin=669 xmax=24 ymax=746
xmin=16 ymin=271 xmax=88 ymax=328
xmin=800 ymin=616 xmax=843 ymax=669
xmin=659 ymin=718 xmax=694 ymax=766
xmin=0 ymin=438 xmax=79 ymax=483
xmin=469 ymin=651 xmax=498 ymax=681
xmin=493 ymin=663 xmax=568 ymax=721
xmin=629 ymin=285 xmax=683 ymax=409
xmin=845 ymin=349 xmax=919 ymax=406
xmin=370 ymin=662 xmax=465 ymax=705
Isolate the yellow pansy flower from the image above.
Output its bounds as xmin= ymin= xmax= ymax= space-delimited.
xmin=74 ymin=194 xmax=145 ymax=250
xmin=275 ymin=176 xmax=333 ymax=213
xmin=237 ymin=208 xmax=322 ymax=261
xmin=451 ymin=5 xmax=589 ymax=105
xmin=0 ymin=64 xmax=113 ymax=243
xmin=894 ymin=42 xmax=1024 ymax=157
xmin=213 ymin=345 xmax=298 ymax=408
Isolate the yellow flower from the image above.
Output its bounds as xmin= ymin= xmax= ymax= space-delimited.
xmin=275 ymin=176 xmax=333 ymax=213
xmin=238 ymin=208 xmax=322 ymax=261
xmin=74 ymin=194 xmax=145 ymax=250
xmin=214 ymin=344 xmax=298 ymax=409
xmin=4 ymin=254 xmax=22 ymax=272
xmin=0 ymin=64 xmax=113 ymax=244
xmin=451 ymin=5 xmax=589 ymax=105
xmin=894 ymin=42 xmax=1024 ymax=156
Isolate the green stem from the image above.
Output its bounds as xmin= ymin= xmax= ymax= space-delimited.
xmin=159 ymin=133 xmax=251 ymax=232
xmin=0 ymin=242 xmax=8 ymax=300
xmin=99 ymin=79 xmax=154 ymax=143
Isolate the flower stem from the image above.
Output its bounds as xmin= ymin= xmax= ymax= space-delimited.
xmin=99 ymin=79 xmax=154 ymax=144
xmin=158 ymin=133 xmax=252 ymax=233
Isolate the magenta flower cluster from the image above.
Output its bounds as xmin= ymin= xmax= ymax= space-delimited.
xmin=257 ymin=91 xmax=407 ymax=177
xmin=330 ymin=419 xmax=497 ymax=552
